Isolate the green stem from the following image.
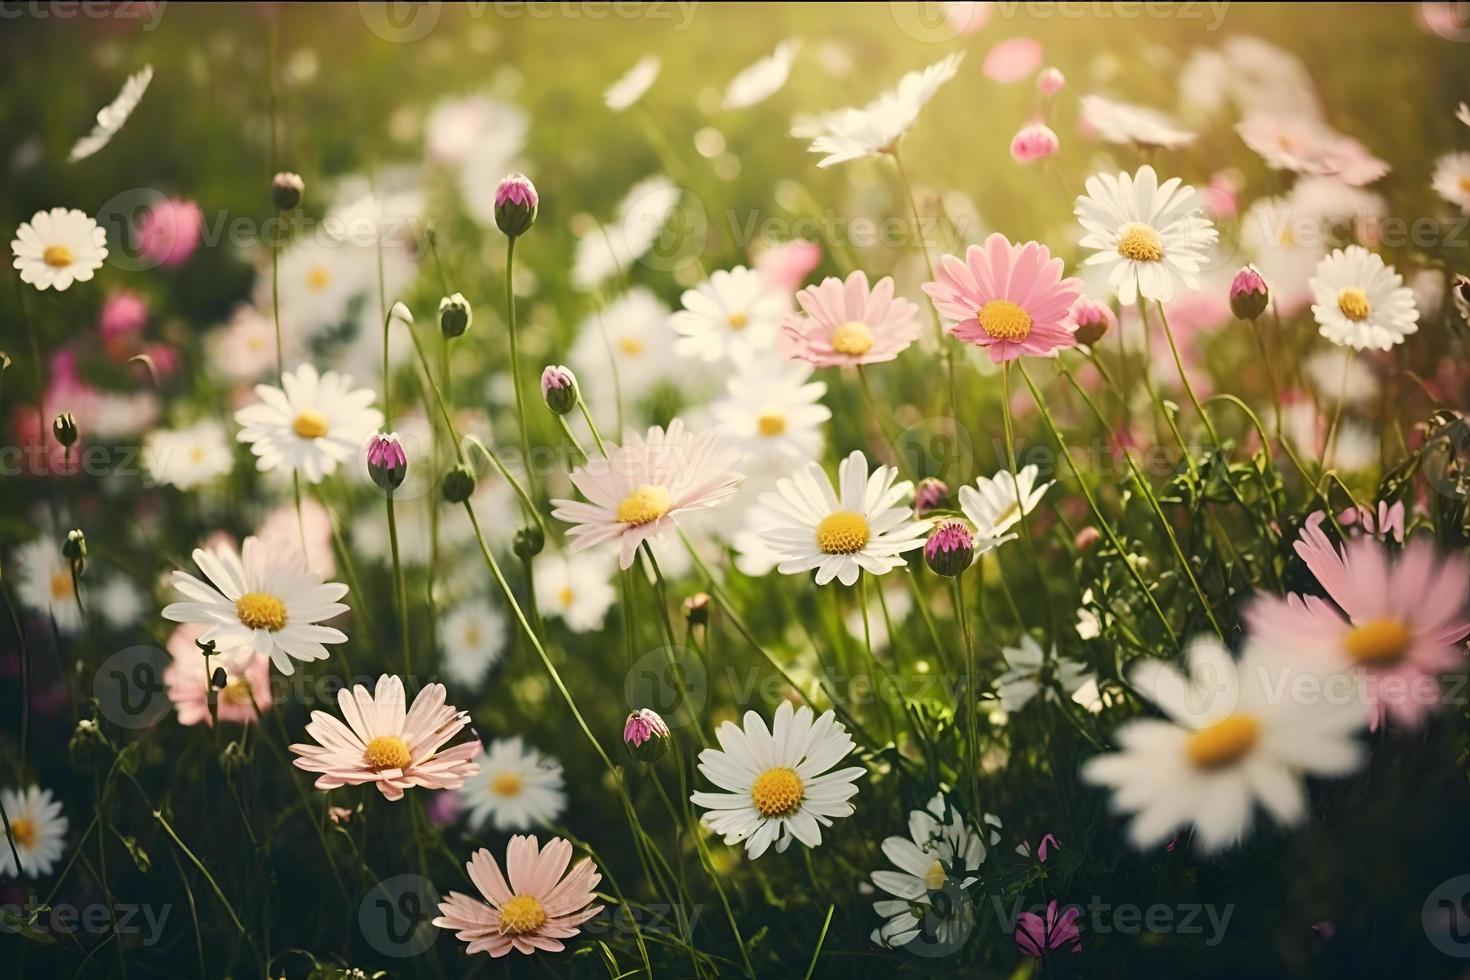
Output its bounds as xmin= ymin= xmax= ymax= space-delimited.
xmin=386 ymin=494 xmax=410 ymax=675
xmin=504 ymin=236 xmax=538 ymax=499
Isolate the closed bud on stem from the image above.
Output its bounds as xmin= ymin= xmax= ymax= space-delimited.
xmin=540 ymin=365 xmax=579 ymax=415
xmin=63 ymin=528 xmax=87 ymax=570
xmin=442 ymin=463 xmax=477 ymax=504
xmin=438 ymin=293 xmax=472 ymax=338
xmin=366 ymin=432 xmax=408 ymax=492
xmin=624 ymin=708 xmax=671 ymax=764
xmin=494 ymin=174 xmax=538 ymax=238
xmin=513 ymin=525 xmax=545 ymax=559
xmin=52 ymin=411 xmax=78 ymax=447
xmin=924 ymin=519 xmax=975 ymax=578
xmin=913 ymin=478 xmax=949 ymax=517
xmin=272 ymin=171 xmax=304 ymax=211
xmin=684 ymin=592 xmax=711 ymax=627
xmin=1069 ymin=298 xmax=1115 ymax=348
xmin=1230 ymin=264 xmax=1270 ymax=322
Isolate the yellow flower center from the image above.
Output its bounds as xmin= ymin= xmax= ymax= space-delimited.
xmin=815 ymin=511 xmax=870 ymax=555
xmin=42 ymin=244 xmax=74 ymax=268
xmin=362 ymin=734 xmax=412 ymax=771
xmin=616 ymin=484 xmax=671 ymax=526
xmin=49 ymin=570 xmax=74 ymax=601
xmin=1117 ymin=222 xmax=1164 ymax=263
xmin=189 ymin=445 xmax=205 ymax=464
xmin=557 ymin=587 xmax=575 ymax=607
xmin=292 ymin=410 xmax=330 ymax=440
xmin=491 ymin=771 xmax=523 ymax=797
xmin=977 ymin=299 xmax=1032 ymax=342
xmin=757 ymin=412 xmax=787 ymax=437
xmin=728 ymin=311 xmax=749 ymax=330
xmin=236 ymin=591 xmax=288 ymax=631
xmin=618 ymin=336 xmax=645 ymax=356
xmin=923 ymin=859 xmax=947 ymax=891
xmin=464 ymin=626 xmax=482 ymax=647
xmin=1343 ymin=618 xmax=1411 ymax=666
xmin=750 ymin=766 xmax=804 ymax=818
xmin=1460 ymin=176 xmax=1470 ymax=194
xmin=498 ymin=894 xmax=548 ymax=935
xmin=1185 ymin=715 xmax=1259 ymax=770
xmin=306 ymin=266 xmax=331 ymax=291
xmin=1336 ymin=286 xmax=1371 ymax=322
xmin=221 ymin=675 xmax=255 ymax=706
xmin=10 ymin=817 xmax=36 ymax=850
xmin=831 ymin=320 xmax=874 ymax=356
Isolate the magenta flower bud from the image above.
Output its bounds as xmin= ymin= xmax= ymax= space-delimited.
xmin=624 ymin=708 xmax=670 ymax=763
xmin=1229 ymin=264 xmax=1270 ymax=321
xmin=366 ymin=432 xmax=408 ymax=492
xmin=924 ymin=519 xmax=975 ymax=577
xmin=1068 ymin=298 xmax=1115 ymax=347
xmin=913 ymin=477 xmax=949 ymax=517
xmin=1037 ymin=67 xmax=1065 ymax=96
xmin=1010 ymin=121 xmax=1059 ymax=164
xmin=494 ymin=173 xmax=538 ymax=238
xmin=540 ymin=364 xmax=579 ymax=415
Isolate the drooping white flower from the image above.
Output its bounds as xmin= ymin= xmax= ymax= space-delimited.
xmin=69 ymin=64 xmax=153 ymax=162
xmin=993 ymin=635 xmax=1095 ymax=714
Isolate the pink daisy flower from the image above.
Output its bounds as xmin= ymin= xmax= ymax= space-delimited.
xmin=780 ymin=270 xmax=921 ymax=368
xmin=922 ymin=233 xmax=1083 ymax=363
xmin=433 ymin=835 xmax=604 ymax=958
xmin=289 ymin=675 xmax=482 ymax=800
xmin=163 ymin=622 xmax=272 ymax=727
xmin=550 ymin=419 xmax=743 ymax=569
xmin=1014 ymin=900 xmax=1082 ymax=958
xmin=1246 ymin=514 xmax=1470 ymax=729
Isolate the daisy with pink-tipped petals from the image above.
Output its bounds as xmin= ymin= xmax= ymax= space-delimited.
xmin=1246 ymin=515 xmax=1470 ymax=729
xmin=550 ymin=419 xmax=743 ymax=569
xmin=289 ymin=675 xmax=482 ymax=801
xmin=433 ymin=835 xmax=603 ymax=958
xmin=781 ymin=270 xmax=921 ymax=368
xmin=922 ymin=232 xmax=1083 ymax=363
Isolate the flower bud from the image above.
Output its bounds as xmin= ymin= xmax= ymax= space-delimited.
xmin=1069 ymin=298 xmax=1114 ymax=347
xmin=366 ymin=432 xmax=408 ymax=492
xmin=1451 ymin=274 xmax=1469 ymax=326
xmin=494 ymin=174 xmax=538 ymax=238
xmin=1074 ymin=526 xmax=1101 ymax=551
xmin=924 ymin=519 xmax=974 ymax=577
xmin=211 ymin=665 xmax=229 ymax=691
xmin=913 ymin=477 xmax=949 ymax=517
xmin=52 ymin=411 xmax=78 ymax=448
xmin=1229 ymin=264 xmax=1270 ymax=321
xmin=272 ymin=171 xmax=304 ymax=211
xmin=69 ymin=717 xmax=107 ymax=769
xmin=540 ymin=365 xmax=579 ymax=415
xmin=513 ymin=525 xmax=545 ymax=559
xmin=624 ymin=708 xmax=671 ymax=764
xmin=684 ymin=592 xmax=711 ymax=627
xmin=1010 ymin=121 xmax=1059 ymax=164
xmin=1037 ymin=67 xmax=1065 ymax=95
xmin=442 ymin=463 xmax=477 ymax=504
xmin=389 ymin=301 xmax=414 ymax=325
xmin=63 ymin=528 xmax=87 ymax=568
xmin=438 ymin=293 xmax=472 ymax=338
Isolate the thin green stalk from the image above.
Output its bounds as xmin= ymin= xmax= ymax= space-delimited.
xmin=803 ymin=905 xmax=836 ymax=980
xmin=951 ymin=576 xmax=980 ymax=820
xmin=578 ymin=396 xmax=609 ymax=457
xmin=1154 ymin=300 xmax=1220 ymax=444
xmin=386 ymin=493 xmax=410 ymax=676
xmin=504 ymin=236 xmax=538 ymax=499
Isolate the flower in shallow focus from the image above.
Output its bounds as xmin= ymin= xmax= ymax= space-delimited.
xmin=568 ymin=287 xmax=677 ymax=415
xmin=69 ymin=64 xmax=153 ymax=162
xmin=1079 ymin=94 xmax=1195 ymax=149
xmin=670 ymin=266 xmax=786 ymax=363
xmin=691 ymin=700 xmax=865 ymax=858
xmin=136 ymin=197 xmax=203 ymax=268
xmin=13 ymin=537 xmax=81 ymax=633
xmin=164 ymin=622 xmax=272 ymax=727
xmin=781 ymin=270 xmax=922 ymax=368
xmin=604 ymin=56 xmax=660 ymax=111
xmin=539 ymin=365 xmax=578 ymax=415
xmin=11 ymin=208 xmax=108 ymax=292
xmin=460 ymin=737 xmax=566 ymax=832
xmin=924 ymin=519 xmax=975 ymax=577
xmin=570 ymin=175 xmax=680 ymax=291
xmin=1014 ymin=901 xmax=1083 ymax=958
xmin=145 ymin=420 xmax=235 ymax=491
xmin=1246 ymin=514 xmax=1470 ymax=729
xmin=924 ymin=233 xmax=1083 ymax=362
xmin=432 ymin=836 xmax=603 ymax=957
xmin=1075 ymin=166 xmax=1218 ymax=305
xmin=440 ymin=598 xmax=508 ymax=691
xmin=234 ymin=364 xmax=383 ymax=484
xmin=1082 ymin=637 xmax=1366 ymax=853
xmin=1037 ymin=67 xmax=1065 ymax=95
xmin=723 ymin=40 xmax=799 ymax=110
xmin=793 ymin=53 xmax=963 ymax=167
xmin=994 ymin=634 xmax=1095 ymax=714
xmin=757 ymin=450 xmax=926 ymax=587
xmin=624 ymin=708 xmax=671 ymax=763
xmin=533 ymin=551 xmax=617 ymax=633
xmin=289 ymin=675 xmax=481 ymax=801
xmin=1010 ymin=121 xmax=1059 ymax=163
xmin=1229 ymin=264 xmax=1271 ymax=321
xmin=1237 ymin=113 xmax=1389 ymax=186
xmin=100 ymin=289 xmax=148 ymax=339
xmin=982 ymin=37 xmax=1042 ymax=84
xmin=1307 ymin=246 xmax=1418 ymax=351
xmin=1066 ymin=297 xmax=1115 ymax=347
xmin=0 ymin=786 xmax=68 ymax=877
xmin=710 ymin=354 xmax=830 ymax=467
xmin=551 ymin=419 xmax=743 ymax=570
xmin=161 ymin=535 xmax=349 ymax=676
xmin=1431 ymin=151 xmax=1470 ymax=214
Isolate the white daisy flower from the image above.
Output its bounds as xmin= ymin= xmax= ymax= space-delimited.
xmin=534 ymin=552 xmax=617 ymax=634
xmin=958 ymin=464 xmax=1053 ymax=551
xmin=1239 ymin=195 xmax=1328 ymax=316
xmin=571 ymin=175 xmax=681 ymax=291
xmin=10 ymin=208 xmax=108 ymax=292
xmin=69 ymin=64 xmax=153 ymax=162
xmin=1308 ymin=246 xmax=1419 ymax=352
xmin=440 ymin=598 xmax=507 ymax=691
xmin=871 ymin=793 xmax=998 ymax=949
xmin=144 ymin=420 xmax=234 ymax=490
xmin=994 ymin=635 xmax=1095 ymax=714
xmin=161 ymin=536 xmax=350 ymax=676
xmin=604 ymin=56 xmax=660 ymax=112
xmin=1075 ymin=166 xmax=1219 ymax=305
xmin=206 ymin=305 xmax=296 ymax=384
xmin=13 ymin=537 xmax=80 ymax=634
xmin=723 ymin=40 xmax=799 ymax=111
xmin=569 ymin=287 xmax=679 ymax=422
xmin=0 ymin=786 xmax=69 ymax=877
xmin=1431 ymin=151 xmax=1470 ymax=214
xmin=710 ymin=354 xmax=830 ymax=467
xmin=1079 ymin=94 xmax=1196 ymax=149
xmin=234 ymin=363 xmax=383 ymax=484
xmin=425 ymin=94 xmax=527 ymax=169
xmin=691 ymin=700 xmax=865 ymax=859
xmin=758 ymin=450 xmax=927 ymax=587
xmin=460 ymin=737 xmax=567 ymax=832
xmin=794 ymin=52 xmax=963 ymax=168
xmin=670 ymin=266 xmax=786 ymax=364
xmin=95 ymin=575 xmax=146 ymax=631
xmin=1082 ymin=636 xmax=1366 ymax=853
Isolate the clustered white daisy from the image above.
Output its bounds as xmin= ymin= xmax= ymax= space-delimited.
xmin=460 ymin=737 xmax=567 ymax=832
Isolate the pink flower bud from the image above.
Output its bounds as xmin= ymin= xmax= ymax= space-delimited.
xmin=1037 ymin=67 xmax=1065 ymax=95
xmin=1010 ymin=122 xmax=1060 ymax=164
xmin=1229 ymin=264 xmax=1270 ymax=321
